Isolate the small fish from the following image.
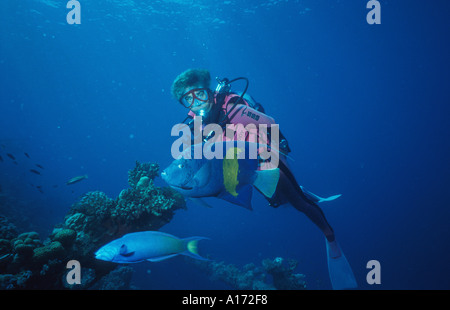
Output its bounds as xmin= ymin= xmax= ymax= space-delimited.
xmin=66 ymin=174 xmax=88 ymax=185
xmin=95 ymin=231 xmax=208 ymax=263
xmin=35 ymin=164 xmax=44 ymax=169
xmin=0 ymin=155 xmax=3 ymax=162
xmin=6 ymin=153 xmax=15 ymax=161
xmin=24 ymin=152 xmax=30 ymax=159
xmin=29 ymin=169 xmax=41 ymax=175
xmin=0 ymin=253 xmax=11 ymax=261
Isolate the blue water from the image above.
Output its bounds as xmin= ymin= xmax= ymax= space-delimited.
xmin=1 ymin=0 xmax=449 ymax=290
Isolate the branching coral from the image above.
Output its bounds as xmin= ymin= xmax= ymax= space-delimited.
xmin=127 ymin=161 xmax=160 ymax=189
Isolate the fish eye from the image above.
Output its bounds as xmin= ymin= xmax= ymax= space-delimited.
xmin=178 ymin=163 xmax=184 ymax=169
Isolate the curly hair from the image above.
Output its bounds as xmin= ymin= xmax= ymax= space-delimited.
xmin=171 ymin=68 xmax=211 ymax=101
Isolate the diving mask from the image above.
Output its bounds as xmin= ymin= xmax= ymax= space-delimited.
xmin=179 ymin=88 xmax=210 ymax=109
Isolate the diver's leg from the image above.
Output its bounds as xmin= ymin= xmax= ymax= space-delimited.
xmin=260 ymin=157 xmax=336 ymax=241
xmin=266 ymin=161 xmax=335 ymax=242
xmin=275 ymin=170 xmax=336 ymax=242
xmin=270 ymin=162 xmax=357 ymax=289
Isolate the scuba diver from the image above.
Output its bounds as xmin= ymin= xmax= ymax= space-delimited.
xmin=169 ymin=68 xmax=357 ymax=289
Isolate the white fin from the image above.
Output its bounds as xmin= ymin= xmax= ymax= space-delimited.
xmin=253 ymin=168 xmax=279 ymax=198
xmin=300 ymin=186 xmax=342 ymax=203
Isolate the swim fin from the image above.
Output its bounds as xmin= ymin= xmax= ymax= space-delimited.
xmin=326 ymin=239 xmax=357 ymax=290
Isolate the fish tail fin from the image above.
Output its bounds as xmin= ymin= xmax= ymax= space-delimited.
xmin=300 ymin=186 xmax=342 ymax=204
xmin=182 ymin=237 xmax=210 ymax=261
xmin=253 ymin=168 xmax=280 ymax=198
xmin=326 ymin=239 xmax=357 ymax=290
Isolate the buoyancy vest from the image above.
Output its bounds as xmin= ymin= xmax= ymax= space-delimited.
xmin=186 ymin=92 xmax=275 ymax=143
xmin=185 ymin=92 xmax=281 ymax=170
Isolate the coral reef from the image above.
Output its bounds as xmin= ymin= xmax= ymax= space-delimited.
xmin=191 ymin=256 xmax=306 ymax=290
xmin=262 ymin=257 xmax=306 ymax=290
xmin=32 ymin=241 xmax=65 ymax=264
xmin=0 ymin=160 xmax=308 ymax=290
xmin=127 ymin=161 xmax=160 ymax=189
xmin=60 ymin=161 xmax=186 ymax=264
xmin=0 ymin=161 xmax=186 ymax=289
xmin=0 ymin=215 xmax=17 ymax=241
xmin=90 ymin=266 xmax=135 ymax=290
xmin=13 ymin=232 xmax=42 ymax=260
xmin=52 ymin=229 xmax=76 ymax=248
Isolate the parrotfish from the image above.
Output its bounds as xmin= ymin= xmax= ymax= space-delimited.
xmin=161 ymin=141 xmax=280 ymax=210
xmin=95 ymin=231 xmax=208 ymax=263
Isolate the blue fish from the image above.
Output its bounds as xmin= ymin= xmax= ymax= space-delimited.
xmin=161 ymin=141 xmax=280 ymax=210
xmin=95 ymin=231 xmax=208 ymax=263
